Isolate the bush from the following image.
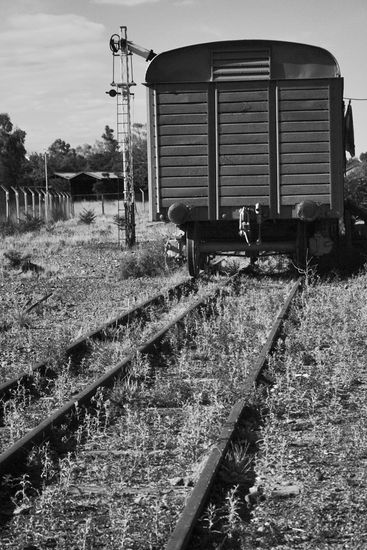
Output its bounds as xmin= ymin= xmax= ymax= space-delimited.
xmin=4 ymin=250 xmax=31 ymax=269
xmin=0 ymin=215 xmax=44 ymax=236
xmin=18 ymin=214 xmax=44 ymax=232
xmin=79 ymin=208 xmax=96 ymax=225
xmin=120 ymin=240 xmax=169 ymax=279
xmin=0 ymin=220 xmax=17 ymax=236
xmin=113 ymin=213 xmax=125 ymax=231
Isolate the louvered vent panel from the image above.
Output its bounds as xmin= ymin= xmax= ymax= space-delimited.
xmin=212 ymin=49 xmax=270 ymax=81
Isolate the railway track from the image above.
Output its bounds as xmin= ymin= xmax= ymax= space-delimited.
xmin=0 ymin=269 xmax=299 ymax=548
xmin=0 ymin=268 xmax=234 ymax=476
xmin=0 ymin=275 xmax=198 ymax=404
xmin=166 ymin=278 xmax=300 ymax=550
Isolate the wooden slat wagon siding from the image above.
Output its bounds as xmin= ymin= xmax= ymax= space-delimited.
xmin=160 ymin=155 xmax=208 ymax=166
xmin=162 ymin=197 xmax=207 ymax=207
xmin=158 ymin=92 xmax=207 ymax=104
xmin=280 ymin=142 xmax=329 ymax=153
xmin=160 ymin=135 xmax=208 ymax=146
xmin=280 ymin=131 xmax=330 ymax=143
xmin=147 ymin=88 xmax=158 ymax=220
xmin=219 ymin=133 xmax=268 ymax=145
xmin=220 ymin=165 xmax=270 ymax=176
xmin=221 ymin=175 xmax=269 ymax=186
xmin=217 ymin=86 xmax=270 ymax=203
xmin=160 ymin=146 xmax=208 ymax=156
xmin=221 ymin=186 xmax=269 ymax=196
xmin=281 ymin=174 xmax=330 ymax=184
xmin=218 ymin=100 xmax=268 ymax=113
xmin=156 ymin=89 xmax=209 ymax=206
xmin=161 ymin=187 xmax=207 ymax=198
xmin=219 ymin=122 xmax=268 ymax=134
xmin=278 ymin=85 xmax=331 ymax=205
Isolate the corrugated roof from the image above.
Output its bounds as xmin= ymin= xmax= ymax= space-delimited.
xmin=54 ymin=171 xmax=120 ymax=180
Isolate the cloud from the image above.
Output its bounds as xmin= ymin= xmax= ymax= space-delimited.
xmin=0 ymin=12 xmax=112 ymax=151
xmin=93 ymin=0 xmax=161 ymax=6
xmin=173 ymin=0 xmax=196 ymax=5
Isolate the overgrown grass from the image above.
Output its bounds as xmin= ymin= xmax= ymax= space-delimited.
xmin=0 ymin=275 xmax=287 ymax=549
xmin=0 ymin=215 xmax=44 ymax=237
xmin=120 ymin=239 xmax=171 ymax=279
xmin=217 ymin=269 xmax=367 ymax=549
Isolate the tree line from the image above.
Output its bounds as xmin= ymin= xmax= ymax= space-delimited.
xmin=0 ymin=113 xmax=148 ymax=194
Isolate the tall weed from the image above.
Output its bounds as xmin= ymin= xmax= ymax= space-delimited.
xmin=120 ymin=240 xmax=169 ymax=279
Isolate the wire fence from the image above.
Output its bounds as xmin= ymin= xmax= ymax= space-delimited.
xmin=0 ymin=186 xmax=72 ymax=223
xmin=0 ymin=189 xmax=147 ymax=223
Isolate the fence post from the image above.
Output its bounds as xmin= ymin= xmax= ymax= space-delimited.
xmin=67 ymin=193 xmax=74 ymax=217
xmin=10 ymin=187 xmax=20 ymax=221
xmin=20 ymin=187 xmax=28 ymax=217
xmin=49 ymin=191 xmax=54 ymax=221
xmin=28 ymin=188 xmax=36 ymax=217
xmin=0 ymin=185 xmax=10 ymax=221
xmin=37 ymin=190 xmax=43 ymax=218
xmin=139 ymin=188 xmax=145 ymax=211
xmin=55 ymin=192 xmax=61 ymax=218
xmin=101 ymin=194 xmax=105 ymax=215
xmin=40 ymin=190 xmax=48 ymax=222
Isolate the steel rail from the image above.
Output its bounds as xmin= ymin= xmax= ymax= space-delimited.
xmin=165 ymin=278 xmax=301 ymax=550
xmin=0 ymin=267 xmax=243 ymax=478
xmin=0 ymin=277 xmax=198 ymax=402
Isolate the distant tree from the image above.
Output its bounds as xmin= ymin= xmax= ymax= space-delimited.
xmin=88 ymin=125 xmax=121 ymax=172
xmin=345 ymin=153 xmax=367 ymax=207
xmin=132 ymin=123 xmax=148 ymax=194
xmin=0 ymin=113 xmax=28 ymax=187
xmin=27 ymin=152 xmax=46 ymax=186
xmin=47 ymin=139 xmax=87 ymax=173
xmin=24 ymin=123 xmax=148 ymax=197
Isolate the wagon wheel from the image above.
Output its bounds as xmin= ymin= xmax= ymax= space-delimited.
xmin=187 ymin=223 xmax=205 ymax=277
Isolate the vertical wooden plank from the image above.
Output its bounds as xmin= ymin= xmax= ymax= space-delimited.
xmin=329 ymin=79 xmax=344 ymax=216
xmin=268 ymin=81 xmax=279 ymax=217
xmin=147 ymin=88 xmax=158 ymax=221
xmin=215 ymin=86 xmax=220 ymax=219
xmin=207 ymin=83 xmax=217 ymax=220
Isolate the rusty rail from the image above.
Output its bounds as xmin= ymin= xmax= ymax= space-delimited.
xmin=0 ymin=277 xmax=198 ymax=403
xmin=165 ymin=278 xmax=301 ymax=550
xmin=0 ymin=267 xmax=243 ymax=478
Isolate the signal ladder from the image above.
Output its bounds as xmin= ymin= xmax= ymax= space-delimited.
xmin=112 ymin=26 xmax=136 ymax=247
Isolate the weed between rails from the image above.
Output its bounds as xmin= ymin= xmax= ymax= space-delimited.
xmin=120 ymin=239 xmax=173 ymax=279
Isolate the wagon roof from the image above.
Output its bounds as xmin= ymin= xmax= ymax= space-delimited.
xmin=145 ymin=39 xmax=340 ymax=84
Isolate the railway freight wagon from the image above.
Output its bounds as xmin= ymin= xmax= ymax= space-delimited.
xmin=145 ymin=40 xmax=346 ymax=275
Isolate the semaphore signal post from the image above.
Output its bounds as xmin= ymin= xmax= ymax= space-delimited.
xmin=107 ymin=26 xmax=156 ymax=248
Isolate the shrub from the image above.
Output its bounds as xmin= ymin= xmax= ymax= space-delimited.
xmin=120 ymin=240 xmax=169 ymax=279
xmin=18 ymin=214 xmax=44 ymax=232
xmin=78 ymin=208 xmax=96 ymax=225
xmin=0 ymin=215 xmax=43 ymax=236
xmin=113 ymin=213 xmax=126 ymax=231
xmin=0 ymin=220 xmax=17 ymax=236
xmin=4 ymin=249 xmax=31 ymax=269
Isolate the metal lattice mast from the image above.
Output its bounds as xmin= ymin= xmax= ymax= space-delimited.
xmin=109 ymin=26 xmax=136 ymax=247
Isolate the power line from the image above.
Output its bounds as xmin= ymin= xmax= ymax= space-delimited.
xmin=344 ymin=97 xmax=367 ymax=101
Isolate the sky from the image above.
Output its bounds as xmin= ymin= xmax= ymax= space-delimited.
xmin=1 ymin=0 xmax=367 ymax=156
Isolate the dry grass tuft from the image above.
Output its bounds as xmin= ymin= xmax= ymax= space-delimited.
xmin=120 ymin=239 xmax=170 ymax=279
